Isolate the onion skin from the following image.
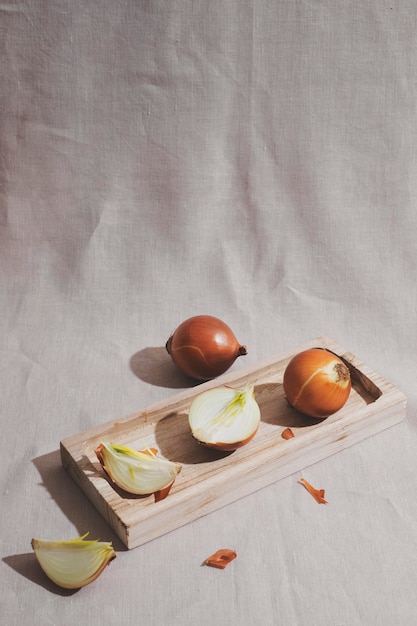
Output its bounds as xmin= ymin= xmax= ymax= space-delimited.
xmin=166 ymin=315 xmax=247 ymax=380
xmin=283 ymin=348 xmax=351 ymax=418
xmin=204 ymin=549 xmax=237 ymax=569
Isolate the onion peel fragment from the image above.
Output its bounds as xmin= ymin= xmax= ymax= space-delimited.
xmin=204 ymin=549 xmax=237 ymax=569
xmin=299 ymin=477 xmax=328 ymax=504
xmin=154 ymin=481 xmax=175 ymax=502
xmin=281 ymin=427 xmax=295 ymax=440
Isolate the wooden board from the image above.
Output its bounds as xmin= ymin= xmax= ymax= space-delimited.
xmin=60 ymin=336 xmax=407 ymax=549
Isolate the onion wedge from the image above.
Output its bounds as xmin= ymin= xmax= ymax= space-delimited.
xmin=31 ymin=533 xmax=116 ymax=589
xmin=95 ymin=442 xmax=181 ymax=499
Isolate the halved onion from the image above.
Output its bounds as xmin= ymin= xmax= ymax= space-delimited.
xmin=31 ymin=533 xmax=116 ymax=589
xmin=188 ymin=384 xmax=260 ymax=451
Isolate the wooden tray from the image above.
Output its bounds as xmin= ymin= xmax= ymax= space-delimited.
xmin=60 ymin=336 xmax=407 ymax=549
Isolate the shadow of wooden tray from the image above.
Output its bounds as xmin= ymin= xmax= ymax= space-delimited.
xmin=60 ymin=336 xmax=406 ymax=549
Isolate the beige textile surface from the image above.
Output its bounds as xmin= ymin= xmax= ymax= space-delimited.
xmin=2 ymin=1 xmax=417 ymax=624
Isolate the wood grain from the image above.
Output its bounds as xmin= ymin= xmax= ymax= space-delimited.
xmin=60 ymin=336 xmax=406 ymax=549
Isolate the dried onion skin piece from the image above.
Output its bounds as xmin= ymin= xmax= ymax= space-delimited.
xmin=204 ymin=549 xmax=237 ymax=569
xmin=299 ymin=477 xmax=328 ymax=504
xmin=281 ymin=427 xmax=295 ymax=440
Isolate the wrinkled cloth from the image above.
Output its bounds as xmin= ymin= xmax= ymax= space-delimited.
xmin=1 ymin=2 xmax=417 ymax=625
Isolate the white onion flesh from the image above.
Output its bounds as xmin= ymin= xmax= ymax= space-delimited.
xmin=96 ymin=442 xmax=182 ymax=495
xmin=188 ymin=384 xmax=260 ymax=450
xmin=31 ymin=534 xmax=116 ymax=589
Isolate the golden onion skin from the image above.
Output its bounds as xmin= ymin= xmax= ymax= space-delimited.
xmin=166 ymin=315 xmax=247 ymax=380
xmin=283 ymin=348 xmax=351 ymax=418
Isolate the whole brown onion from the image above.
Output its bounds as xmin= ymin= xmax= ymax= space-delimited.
xmin=283 ymin=348 xmax=351 ymax=418
xmin=166 ymin=315 xmax=247 ymax=380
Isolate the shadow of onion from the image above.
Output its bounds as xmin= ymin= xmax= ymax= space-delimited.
xmin=3 ymin=552 xmax=80 ymax=595
xmin=129 ymin=346 xmax=201 ymax=389
xmin=32 ymin=450 xmax=126 ymax=551
xmin=153 ymin=410 xmax=234 ymax=465
xmin=253 ymin=382 xmax=325 ymax=427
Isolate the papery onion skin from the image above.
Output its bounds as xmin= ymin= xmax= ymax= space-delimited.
xmin=281 ymin=427 xmax=295 ymax=440
xmin=283 ymin=348 xmax=351 ymax=419
xmin=204 ymin=548 xmax=237 ymax=569
xmin=166 ymin=315 xmax=247 ymax=380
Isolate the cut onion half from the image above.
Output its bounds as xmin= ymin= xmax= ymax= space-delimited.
xmin=188 ymin=384 xmax=260 ymax=451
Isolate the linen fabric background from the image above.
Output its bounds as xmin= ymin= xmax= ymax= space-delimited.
xmin=2 ymin=1 xmax=417 ymax=624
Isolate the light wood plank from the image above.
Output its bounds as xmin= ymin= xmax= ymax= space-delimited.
xmin=60 ymin=336 xmax=407 ymax=549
